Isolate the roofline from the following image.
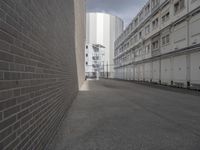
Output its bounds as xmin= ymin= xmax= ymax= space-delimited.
xmin=86 ymin=12 xmax=124 ymax=23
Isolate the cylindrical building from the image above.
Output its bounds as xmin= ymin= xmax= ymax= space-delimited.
xmin=86 ymin=12 xmax=124 ymax=78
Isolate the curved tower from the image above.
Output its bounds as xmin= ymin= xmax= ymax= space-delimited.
xmin=86 ymin=12 xmax=124 ymax=78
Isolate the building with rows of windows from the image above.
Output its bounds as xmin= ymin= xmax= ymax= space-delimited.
xmin=85 ymin=44 xmax=105 ymax=78
xmin=114 ymin=0 xmax=200 ymax=89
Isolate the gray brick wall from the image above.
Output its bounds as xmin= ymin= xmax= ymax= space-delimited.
xmin=0 ymin=0 xmax=85 ymax=149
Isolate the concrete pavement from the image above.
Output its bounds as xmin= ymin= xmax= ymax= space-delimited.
xmin=48 ymin=79 xmax=200 ymax=150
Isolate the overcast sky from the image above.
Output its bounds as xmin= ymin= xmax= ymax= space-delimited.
xmin=86 ymin=0 xmax=148 ymax=28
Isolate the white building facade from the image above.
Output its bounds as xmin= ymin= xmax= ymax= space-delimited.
xmin=85 ymin=44 xmax=105 ymax=78
xmin=114 ymin=0 xmax=200 ymax=89
xmin=86 ymin=12 xmax=124 ymax=78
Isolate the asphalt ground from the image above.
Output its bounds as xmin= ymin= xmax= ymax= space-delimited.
xmin=48 ymin=79 xmax=200 ymax=150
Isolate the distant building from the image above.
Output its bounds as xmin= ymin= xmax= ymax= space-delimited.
xmin=114 ymin=0 xmax=200 ymax=89
xmin=85 ymin=44 xmax=105 ymax=78
xmin=86 ymin=12 xmax=124 ymax=78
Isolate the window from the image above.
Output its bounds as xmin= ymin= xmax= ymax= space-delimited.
xmin=162 ymin=34 xmax=170 ymax=46
xmin=145 ymin=44 xmax=151 ymax=54
xmin=136 ymin=50 xmax=139 ymax=56
xmin=86 ymin=45 xmax=88 ymax=49
xmin=134 ymin=34 xmax=138 ymax=42
xmin=152 ymin=0 xmax=159 ymax=8
xmin=135 ymin=18 xmax=138 ymax=26
xmin=145 ymin=25 xmax=150 ymax=34
xmin=152 ymin=40 xmax=159 ymax=50
xmin=180 ymin=0 xmax=185 ymax=9
xmin=174 ymin=0 xmax=185 ymax=14
xmin=130 ymin=37 xmax=134 ymax=45
xmin=139 ymin=31 xmax=142 ymax=39
xmin=174 ymin=2 xmax=179 ymax=14
xmin=191 ymin=0 xmax=197 ymax=3
xmin=162 ymin=12 xmax=170 ymax=23
xmin=166 ymin=34 xmax=170 ymax=44
xmin=86 ymin=54 xmax=88 ymax=57
xmin=152 ymin=18 xmax=159 ymax=30
xmin=86 ymin=62 xmax=88 ymax=65
xmin=139 ymin=12 xmax=143 ymax=22
xmin=145 ymin=4 xmax=150 ymax=16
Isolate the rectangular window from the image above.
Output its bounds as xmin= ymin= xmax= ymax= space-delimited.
xmin=134 ymin=34 xmax=138 ymax=42
xmin=162 ymin=34 xmax=170 ymax=46
xmin=135 ymin=18 xmax=138 ymax=26
xmin=166 ymin=34 xmax=170 ymax=44
xmin=162 ymin=12 xmax=170 ymax=23
xmin=180 ymin=0 xmax=185 ymax=10
xmin=145 ymin=25 xmax=150 ymax=34
xmin=191 ymin=0 xmax=197 ymax=3
xmin=162 ymin=36 xmax=166 ymax=45
xmin=139 ymin=12 xmax=143 ymax=22
xmin=152 ymin=18 xmax=159 ymax=30
xmin=145 ymin=44 xmax=151 ymax=54
xmin=152 ymin=0 xmax=159 ymax=9
xmin=174 ymin=0 xmax=185 ymax=14
xmin=145 ymin=4 xmax=150 ymax=16
xmin=152 ymin=40 xmax=159 ymax=50
xmin=139 ymin=31 xmax=142 ymax=39
xmin=174 ymin=2 xmax=179 ymax=14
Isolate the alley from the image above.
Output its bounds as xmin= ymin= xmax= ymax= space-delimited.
xmin=49 ymin=79 xmax=200 ymax=150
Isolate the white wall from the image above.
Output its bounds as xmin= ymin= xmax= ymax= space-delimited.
xmin=152 ymin=60 xmax=160 ymax=82
xmin=114 ymin=0 xmax=200 ymax=88
xmin=173 ymin=55 xmax=187 ymax=84
xmin=189 ymin=12 xmax=200 ymax=46
xmin=190 ymin=52 xmax=200 ymax=84
xmin=161 ymin=58 xmax=171 ymax=84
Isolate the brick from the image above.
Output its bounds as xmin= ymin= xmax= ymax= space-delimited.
xmin=10 ymin=46 xmax=25 ymax=57
xmin=0 ymin=29 xmax=14 ymax=44
xmin=14 ymin=56 xmax=27 ymax=65
xmin=0 ymin=81 xmax=19 ymax=90
xmin=0 ymin=90 xmax=13 ymax=101
xmin=13 ymin=121 xmax=20 ymax=131
xmin=21 ymin=101 xmax=32 ymax=109
xmin=9 ymin=63 xmax=25 ymax=72
xmin=6 ymin=15 xmax=22 ymax=32
xmin=0 ymin=1 xmax=18 ymax=22
xmin=0 ymin=8 xmax=5 ymax=20
xmin=2 ymin=0 xmax=15 ymax=10
xmin=3 ymin=105 xmax=20 ymax=118
xmin=0 ymin=126 xmax=12 ymax=141
xmin=0 ymin=98 xmax=16 ymax=111
xmin=0 ymin=61 xmax=9 ymax=71
xmin=13 ymin=89 xmax=20 ymax=97
xmin=25 ymin=66 xmax=35 ymax=72
xmin=0 ymin=72 xmax=3 ymax=80
xmin=21 ymin=113 xmax=32 ymax=125
xmin=17 ymin=108 xmax=29 ymax=119
xmin=0 ymin=19 xmax=18 ymax=38
xmin=5 ymin=138 xmax=20 ymax=150
xmin=4 ymin=72 xmax=21 ymax=80
xmin=0 ymin=112 xmax=2 ymax=121
xmin=0 ymin=116 xmax=16 ymax=131
xmin=0 ymin=132 xmax=16 ymax=149
xmin=0 ymin=39 xmax=10 ymax=51
xmin=0 ymin=51 xmax=14 ymax=62
xmin=16 ymin=94 xmax=29 ymax=104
